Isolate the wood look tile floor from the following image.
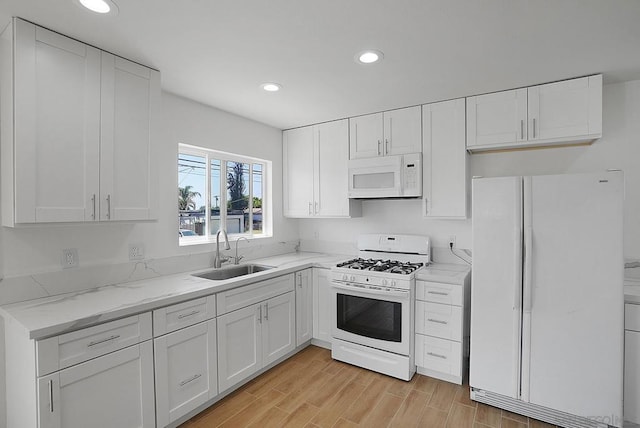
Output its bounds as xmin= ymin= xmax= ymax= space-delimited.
xmin=181 ymin=346 xmax=557 ymax=428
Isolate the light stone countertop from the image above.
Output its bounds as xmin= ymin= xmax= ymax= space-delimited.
xmin=416 ymin=263 xmax=470 ymax=284
xmin=0 ymin=251 xmax=347 ymax=340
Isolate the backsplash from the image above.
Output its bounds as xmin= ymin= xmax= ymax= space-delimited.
xmin=0 ymin=240 xmax=299 ymax=306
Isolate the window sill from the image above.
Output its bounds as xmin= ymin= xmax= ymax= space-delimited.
xmin=179 ymin=233 xmax=272 ymax=247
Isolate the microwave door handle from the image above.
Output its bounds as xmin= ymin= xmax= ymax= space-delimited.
xmin=330 ymin=281 xmax=409 ymax=299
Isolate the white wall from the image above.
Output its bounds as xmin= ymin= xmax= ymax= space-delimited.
xmin=299 ymin=80 xmax=640 ymax=261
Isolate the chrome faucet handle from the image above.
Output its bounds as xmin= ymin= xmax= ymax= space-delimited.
xmin=234 ymin=237 xmax=250 ymax=265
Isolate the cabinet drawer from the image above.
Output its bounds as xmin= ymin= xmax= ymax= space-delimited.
xmin=415 ymin=301 xmax=462 ymax=341
xmin=626 ymin=303 xmax=640 ymax=332
xmin=217 ymin=274 xmax=295 ymax=315
xmin=153 ymin=295 xmax=216 ymax=336
xmin=416 ymin=281 xmax=462 ymax=306
xmin=36 ymin=313 xmax=152 ymax=376
xmin=415 ymin=334 xmax=462 ymax=377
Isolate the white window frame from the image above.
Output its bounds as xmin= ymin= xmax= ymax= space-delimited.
xmin=178 ymin=143 xmax=272 ymax=246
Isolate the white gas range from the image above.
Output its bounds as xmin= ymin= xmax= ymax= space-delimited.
xmin=330 ymin=234 xmax=431 ymax=381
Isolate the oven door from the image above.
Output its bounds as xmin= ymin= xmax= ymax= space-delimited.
xmin=330 ymin=281 xmax=411 ymax=356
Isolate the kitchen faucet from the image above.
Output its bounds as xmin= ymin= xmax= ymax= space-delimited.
xmin=213 ymin=229 xmax=231 ymax=268
xmin=234 ymin=237 xmax=249 ymax=264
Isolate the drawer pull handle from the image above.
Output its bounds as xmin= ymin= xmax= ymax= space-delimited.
xmin=427 ymin=352 xmax=447 ymax=359
xmin=427 ymin=291 xmax=448 ymax=296
xmin=178 ymin=310 xmax=200 ymax=319
xmin=87 ymin=335 xmax=120 ymax=347
xmin=179 ymin=373 xmax=202 ymax=387
xmin=427 ymin=318 xmax=448 ymax=325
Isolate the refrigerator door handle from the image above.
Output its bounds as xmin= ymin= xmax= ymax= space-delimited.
xmin=523 ymin=225 xmax=533 ymax=313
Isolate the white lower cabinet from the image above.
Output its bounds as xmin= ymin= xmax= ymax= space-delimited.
xmin=154 ymin=319 xmax=218 ymax=427
xmin=312 ymin=268 xmax=332 ymax=345
xmin=295 ymin=268 xmax=313 ymax=346
xmin=37 ymin=342 xmax=155 ymax=428
xmin=625 ymin=303 xmax=640 ymax=425
xmin=414 ymin=271 xmax=470 ymax=385
xmin=217 ymin=290 xmax=295 ymax=392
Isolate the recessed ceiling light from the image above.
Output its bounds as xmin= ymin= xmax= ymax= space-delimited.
xmin=77 ymin=0 xmax=119 ymax=15
xmin=261 ymin=83 xmax=282 ymax=92
xmin=356 ymin=50 xmax=384 ymax=64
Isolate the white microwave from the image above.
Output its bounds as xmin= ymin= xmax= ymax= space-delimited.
xmin=347 ymin=153 xmax=422 ymax=199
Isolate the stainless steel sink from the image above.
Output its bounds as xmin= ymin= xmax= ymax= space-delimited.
xmin=193 ymin=264 xmax=274 ymax=281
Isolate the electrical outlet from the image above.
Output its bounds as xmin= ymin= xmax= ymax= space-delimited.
xmin=449 ymin=235 xmax=456 ymax=248
xmin=62 ymin=248 xmax=79 ymax=268
xmin=129 ymin=244 xmax=145 ymax=261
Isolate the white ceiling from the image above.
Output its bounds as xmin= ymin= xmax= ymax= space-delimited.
xmin=1 ymin=0 xmax=640 ymax=130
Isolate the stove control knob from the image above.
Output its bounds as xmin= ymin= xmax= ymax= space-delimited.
xmin=350 ymin=275 xmax=356 ymax=282
xmin=342 ymin=274 xmax=348 ymax=281
xmin=382 ymin=279 xmax=388 ymax=286
xmin=391 ymin=280 xmax=396 ymax=287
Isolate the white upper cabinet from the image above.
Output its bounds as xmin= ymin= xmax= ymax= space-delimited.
xmin=100 ymin=54 xmax=159 ymax=221
xmin=0 ymin=18 xmax=159 ymax=226
xmin=466 ymin=75 xmax=602 ymax=152
xmin=349 ymin=106 xmax=421 ymax=159
xmin=283 ymin=119 xmax=361 ymax=218
xmin=6 ymin=19 xmax=101 ymax=224
xmin=527 ymin=75 xmax=602 ymax=142
xmin=422 ymin=98 xmax=468 ymax=219
xmin=283 ymin=126 xmax=315 ymax=217
xmin=466 ymin=89 xmax=527 ymax=149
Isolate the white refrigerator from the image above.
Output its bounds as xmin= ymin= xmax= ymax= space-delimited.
xmin=470 ymin=172 xmax=624 ymax=428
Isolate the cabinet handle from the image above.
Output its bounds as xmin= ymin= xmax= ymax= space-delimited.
xmin=91 ymin=194 xmax=96 ymax=220
xmin=297 ymin=272 xmax=302 ymax=287
xmin=427 ymin=352 xmax=447 ymax=359
xmin=385 ymin=139 xmax=389 ymax=155
xmin=427 ymin=318 xmax=448 ymax=325
xmin=178 ymin=310 xmax=200 ymax=319
xmin=533 ymin=118 xmax=536 ymax=138
xmin=264 ymin=303 xmax=269 ymax=320
xmin=520 ymin=119 xmax=524 ymax=140
xmin=258 ymin=305 xmax=262 ymax=323
xmin=87 ymin=334 xmax=120 ymax=347
xmin=315 ymin=202 xmax=319 ymax=214
xmin=427 ymin=291 xmax=448 ymax=296
xmin=179 ymin=373 xmax=202 ymax=387
xmin=377 ymin=140 xmax=381 ymax=155
xmin=106 ymin=194 xmax=111 ymax=219
xmin=308 ymin=202 xmax=312 ymax=215
xmin=48 ymin=379 xmax=54 ymax=413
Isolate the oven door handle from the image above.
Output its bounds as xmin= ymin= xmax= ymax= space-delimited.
xmin=330 ymin=281 xmax=410 ymax=299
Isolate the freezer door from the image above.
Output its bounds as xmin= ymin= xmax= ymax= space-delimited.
xmin=523 ymin=172 xmax=624 ymax=425
xmin=470 ymin=176 xmax=523 ymax=398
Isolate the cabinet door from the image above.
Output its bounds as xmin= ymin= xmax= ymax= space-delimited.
xmin=349 ymin=113 xmax=383 ymax=159
xmin=528 ymin=75 xmax=602 ymax=142
xmin=384 ymin=106 xmax=422 ymax=155
xmin=13 ymin=19 xmax=100 ymax=223
xmin=217 ymin=304 xmax=262 ymax=392
xmin=38 ymin=342 xmax=155 ymax=428
xmin=625 ymin=330 xmax=640 ymax=424
xmin=283 ymin=126 xmax=315 ymax=217
xmin=262 ymin=292 xmax=296 ymax=366
xmin=466 ymin=88 xmax=527 ymax=148
xmin=100 ymin=53 xmax=160 ymax=221
xmin=154 ymin=320 xmax=217 ymax=427
xmin=315 ymin=119 xmax=352 ymax=217
xmin=313 ymin=268 xmax=332 ymax=343
xmin=422 ymin=98 xmax=467 ymax=218
xmin=295 ymin=269 xmax=313 ymax=346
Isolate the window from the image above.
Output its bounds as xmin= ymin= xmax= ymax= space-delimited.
xmin=178 ymin=144 xmax=270 ymax=244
